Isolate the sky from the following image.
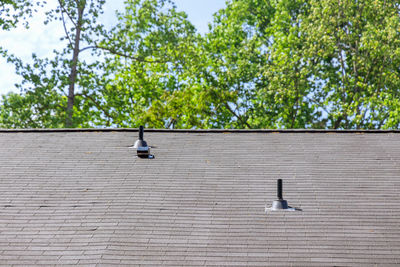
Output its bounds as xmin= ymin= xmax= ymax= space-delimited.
xmin=0 ymin=0 xmax=227 ymax=95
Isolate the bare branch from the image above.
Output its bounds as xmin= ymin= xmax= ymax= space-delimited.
xmin=59 ymin=5 xmax=74 ymax=49
xmin=57 ymin=0 xmax=77 ymax=28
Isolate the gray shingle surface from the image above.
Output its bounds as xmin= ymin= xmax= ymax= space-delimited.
xmin=1 ymin=130 xmax=400 ymax=266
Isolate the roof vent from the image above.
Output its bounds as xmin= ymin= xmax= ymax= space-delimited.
xmin=134 ymin=126 xmax=153 ymax=158
xmin=265 ymin=179 xmax=301 ymax=213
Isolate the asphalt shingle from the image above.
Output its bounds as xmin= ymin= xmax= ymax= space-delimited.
xmin=0 ymin=130 xmax=400 ymax=266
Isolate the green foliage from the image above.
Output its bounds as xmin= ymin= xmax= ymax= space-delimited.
xmin=303 ymin=0 xmax=400 ymax=129
xmin=0 ymin=0 xmax=44 ymax=30
xmin=1 ymin=0 xmax=106 ymax=128
xmin=1 ymin=0 xmax=400 ymax=129
xmin=200 ymin=0 xmax=269 ymax=128
xmin=201 ymin=0 xmax=316 ymax=128
xmin=0 ymin=89 xmax=65 ymax=128
xmin=84 ymin=0 xmax=207 ymax=128
xmin=200 ymin=0 xmax=400 ymax=129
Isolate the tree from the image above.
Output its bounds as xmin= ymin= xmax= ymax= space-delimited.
xmin=201 ymin=0 xmax=400 ymax=129
xmin=1 ymin=0 xmax=206 ymax=129
xmin=199 ymin=0 xmax=318 ymax=129
xmin=303 ymin=0 xmax=400 ymax=129
xmin=1 ymin=0 xmax=107 ymax=128
xmin=199 ymin=0 xmax=270 ymax=128
xmin=2 ymin=0 xmax=400 ymax=129
xmin=0 ymin=85 xmax=65 ymax=128
xmin=76 ymin=0 xmax=206 ymax=128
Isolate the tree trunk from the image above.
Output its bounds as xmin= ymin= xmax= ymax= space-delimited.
xmin=66 ymin=4 xmax=85 ymax=128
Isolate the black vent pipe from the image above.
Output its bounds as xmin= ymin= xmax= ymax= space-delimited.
xmin=271 ymin=179 xmax=288 ymax=210
xmin=266 ymin=179 xmax=301 ymax=212
xmin=139 ymin=126 xmax=144 ymax=141
xmin=277 ymin=179 xmax=283 ymax=200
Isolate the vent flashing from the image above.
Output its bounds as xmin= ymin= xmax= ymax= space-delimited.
xmin=265 ymin=179 xmax=301 ymax=213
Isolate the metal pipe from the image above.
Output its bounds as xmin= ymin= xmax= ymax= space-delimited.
xmin=139 ymin=126 xmax=144 ymax=141
xmin=277 ymin=179 xmax=283 ymax=200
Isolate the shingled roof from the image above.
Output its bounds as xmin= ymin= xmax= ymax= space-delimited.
xmin=1 ymin=129 xmax=400 ymax=266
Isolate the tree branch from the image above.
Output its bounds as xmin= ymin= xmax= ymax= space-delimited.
xmin=79 ymin=45 xmax=169 ymax=64
xmin=166 ymin=118 xmax=177 ymax=129
xmin=76 ymin=92 xmax=114 ymax=120
xmin=224 ymin=102 xmax=252 ymax=129
xmin=57 ymin=0 xmax=77 ymax=28
xmin=59 ymin=3 xmax=74 ymax=49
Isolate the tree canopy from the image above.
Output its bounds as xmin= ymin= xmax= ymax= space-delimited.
xmin=1 ymin=0 xmax=400 ymax=129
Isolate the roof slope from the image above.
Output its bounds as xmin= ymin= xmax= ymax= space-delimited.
xmin=0 ymin=130 xmax=400 ymax=266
